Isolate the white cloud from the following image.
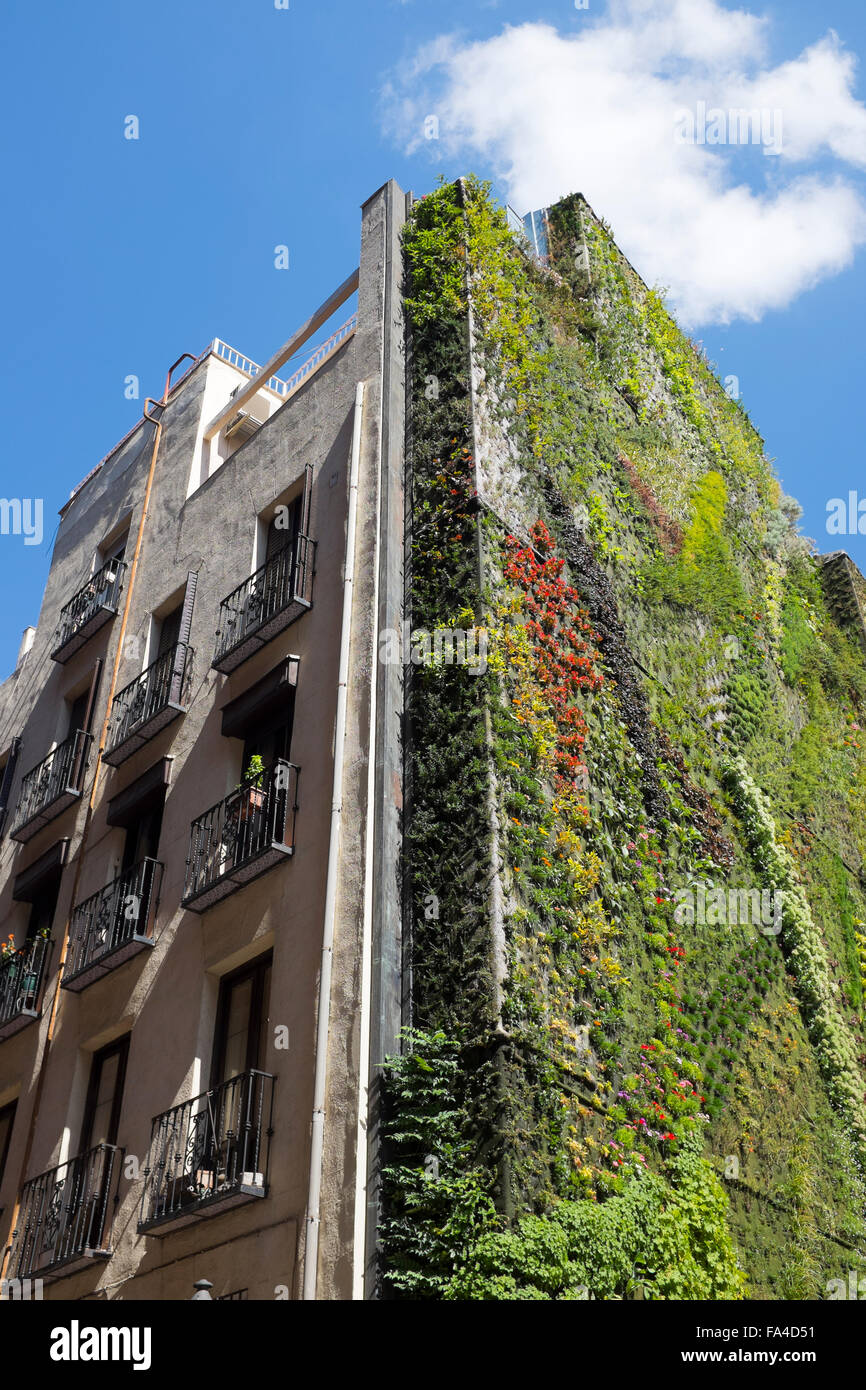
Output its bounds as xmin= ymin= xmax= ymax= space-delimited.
xmin=381 ymin=1 xmax=866 ymax=324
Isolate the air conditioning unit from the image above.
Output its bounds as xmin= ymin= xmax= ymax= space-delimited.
xmin=224 ymin=410 xmax=265 ymax=442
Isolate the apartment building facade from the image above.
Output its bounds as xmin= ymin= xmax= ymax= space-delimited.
xmin=0 ymin=179 xmax=407 ymax=1301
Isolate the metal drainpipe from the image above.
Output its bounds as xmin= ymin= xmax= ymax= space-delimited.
xmin=303 ymin=380 xmax=366 ymax=1301
xmin=0 ymin=355 xmax=190 ymax=1285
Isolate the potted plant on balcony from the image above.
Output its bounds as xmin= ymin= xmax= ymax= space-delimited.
xmin=213 ymin=758 xmax=268 ymax=882
xmin=21 ymin=926 xmax=50 ymax=1006
xmin=0 ymin=927 xmax=48 ymax=1013
xmin=237 ymin=755 xmax=266 ymax=823
xmin=0 ymin=934 xmax=18 ymax=1005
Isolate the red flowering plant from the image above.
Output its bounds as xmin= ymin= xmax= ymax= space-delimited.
xmin=0 ymin=933 xmax=21 ymax=972
xmin=502 ymin=520 xmax=603 ymax=789
xmin=492 ymin=520 xmax=631 ymax=1194
xmin=493 ymin=521 xmax=710 ymax=1194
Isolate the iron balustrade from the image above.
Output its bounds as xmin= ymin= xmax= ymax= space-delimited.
xmin=212 ymin=534 xmax=315 ymax=672
xmin=11 ymin=729 xmax=92 ymax=841
xmin=183 ymin=759 xmax=298 ymax=911
xmin=51 ymin=558 xmax=127 ymax=663
xmin=104 ymin=641 xmax=192 ymax=765
xmin=0 ymin=934 xmax=51 ymax=1040
xmin=9 ymin=1144 xmax=121 ymax=1280
xmin=211 ymin=313 xmax=357 ymax=399
xmin=275 ymin=314 xmax=357 ymax=397
xmin=64 ymin=858 xmax=162 ymax=990
xmin=139 ymin=1070 xmax=274 ymax=1232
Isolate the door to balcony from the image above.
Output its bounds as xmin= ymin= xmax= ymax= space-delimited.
xmin=212 ymin=955 xmax=272 ymax=1091
xmin=138 ymin=960 xmax=275 ymax=1236
xmin=81 ymin=1037 xmax=129 ymax=1155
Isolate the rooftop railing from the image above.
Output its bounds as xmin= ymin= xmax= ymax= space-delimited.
xmin=211 ymin=312 xmax=357 ymax=400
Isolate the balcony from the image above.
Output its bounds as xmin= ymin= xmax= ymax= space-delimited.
xmin=182 ymin=759 xmax=298 ymax=912
xmin=10 ymin=730 xmax=92 ymax=844
xmin=51 ymin=559 xmax=127 ymax=664
xmin=63 ymin=858 xmax=162 ymax=993
xmin=138 ymin=1070 xmax=274 ymax=1235
xmin=212 ymin=535 xmax=315 ymax=674
xmin=103 ymin=642 xmax=192 ymax=767
xmin=8 ymin=1144 xmax=121 ymax=1281
xmin=0 ymin=934 xmax=51 ymax=1041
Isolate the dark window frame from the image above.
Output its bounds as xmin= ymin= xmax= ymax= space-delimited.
xmin=26 ymin=877 xmax=61 ymax=943
xmin=211 ymin=953 xmax=273 ymax=1090
xmin=80 ymin=1035 xmax=130 ymax=1154
xmin=0 ymin=1099 xmax=17 ymax=1190
xmin=264 ymin=495 xmax=301 ymax=561
xmin=156 ymin=603 xmax=184 ymax=658
xmin=101 ymin=529 xmax=130 ymax=565
xmin=120 ymin=800 xmax=165 ymax=875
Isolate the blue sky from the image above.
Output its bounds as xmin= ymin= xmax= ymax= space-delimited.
xmin=1 ymin=0 xmax=864 ymax=676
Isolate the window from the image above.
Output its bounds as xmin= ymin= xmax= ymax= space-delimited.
xmin=101 ymin=529 xmax=129 ymax=566
xmin=241 ymin=716 xmax=291 ymax=781
xmin=265 ymin=496 xmax=300 ymax=561
xmin=220 ymin=660 xmax=297 ymax=767
xmin=66 ymin=689 xmax=91 ymax=739
xmin=212 ymin=955 xmax=272 ymax=1089
xmin=249 ymin=498 xmax=302 ymax=639
xmin=0 ymin=738 xmax=20 ymax=836
xmin=80 ymin=1036 xmax=129 ymax=1153
xmin=27 ymin=879 xmax=61 ymax=943
xmin=156 ymin=603 xmax=183 ymax=658
xmin=0 ymin=1100 xmax=17 ymax=1190
xmin=121 ymin=802 xmax=164 ymax=874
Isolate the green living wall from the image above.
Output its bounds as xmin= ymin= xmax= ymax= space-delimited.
xmin=383 ymin=177 xmax=866 ymax=1300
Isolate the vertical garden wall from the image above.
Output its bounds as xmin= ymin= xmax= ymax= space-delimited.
xmin=382 ymin=177 xmax=866 ymax=1300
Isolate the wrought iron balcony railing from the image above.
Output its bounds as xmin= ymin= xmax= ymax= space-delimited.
xmin=182 ymin=759 xmax=298 ymax=912
xmin=212 ymin=534 xmax=315 ymax=673
xmin=103 ymin=641 xmax=192 ymax=766
xmin=138 ymin=1070 xmax=274 ymax=1235
xmin=9 ymin=1144 xmax=121 ymax=1281
xmin=63 ymin=858 xmax=162 ymax=993
xmin=51 ymin=559 xmax=127 ymax=664
xmin=0 ymin=934 xmax=51 ymax=1042
xmin=11 ymin=730 xmax=92 ymax=843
